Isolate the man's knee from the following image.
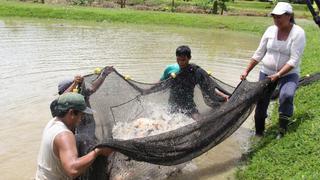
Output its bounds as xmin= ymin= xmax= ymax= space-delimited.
xmin=279 ymin=91 xmax=294 ymax=105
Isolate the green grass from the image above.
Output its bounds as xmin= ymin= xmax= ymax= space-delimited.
xmin=0 ymin=0 xmax=272 ymax=33
xmin=236 ymin=82 xmax=320 ymax=179
xmin=1 ymin=0 xmax=319 ymax=178
xmin=227 ymin=0 xmax=312 ymax=18
xmin=122 ymin=0 xmax=312 ymax=18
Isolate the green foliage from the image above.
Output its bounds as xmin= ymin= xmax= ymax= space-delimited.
xmin=0 ymin=0 xmax=270 ymax=33
xmin=209 ymin=0 xmax=229 ymax=14
xmin=193 ymin=0 xmax=211 ymax=10
xmin=72 ymin=0 xmax=90 ymax=6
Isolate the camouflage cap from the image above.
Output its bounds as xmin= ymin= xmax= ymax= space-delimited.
xmin=57 ymin=92 xmax=94 ymax=114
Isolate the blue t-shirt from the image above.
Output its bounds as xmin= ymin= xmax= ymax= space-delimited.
xmin=160 ymin=63 xmax=180 ymax=81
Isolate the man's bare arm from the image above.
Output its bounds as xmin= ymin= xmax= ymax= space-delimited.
xmin=54 ymin=131 xmax=112 ymax=178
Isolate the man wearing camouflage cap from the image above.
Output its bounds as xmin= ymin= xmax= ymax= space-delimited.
xmin=36 ymin=93 xmax=113 ymax=180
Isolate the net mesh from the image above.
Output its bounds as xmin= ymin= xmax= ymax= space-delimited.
xmin=77 ymin=68 xmax=271 ymax=162
xmin=76 ymin=68 xmax=319 ymax=179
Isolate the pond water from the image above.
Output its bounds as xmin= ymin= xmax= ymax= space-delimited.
xmin=0 ymin=18 xmax=260 ymax=179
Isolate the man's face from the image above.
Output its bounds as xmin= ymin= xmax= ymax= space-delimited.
xmin=69 ymin=110 xmax=84 ymax=126
xmin=75 ymin=112 xmax=84 ymax=126
xmin=176 ymin=55 xmax=190 ymax=68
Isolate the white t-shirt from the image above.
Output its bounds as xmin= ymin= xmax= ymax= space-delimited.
xmin=35 ymin=118 xmax=72 ymax=180
xmin=252 ymin=24 xmax=306 ymax=76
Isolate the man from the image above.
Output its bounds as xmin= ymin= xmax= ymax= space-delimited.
xmin=50 ymin=66 xmax=114 ymax=117
xmin=161 ymin=45 xmax=229 ymax=120
xmin=36 ymin=93 xmax=113 ymax=179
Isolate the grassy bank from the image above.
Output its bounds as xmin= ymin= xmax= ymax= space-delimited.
xmin=42 ymin=0 xmax=312 ymax=18
xmin=0 ymin=0 xmax=272 ymax=33
xmin=1 ymin=1 xmax=320 ymax=178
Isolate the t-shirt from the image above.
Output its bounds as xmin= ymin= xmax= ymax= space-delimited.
xmin=160 ymin=63 xmax=180 ymax=81
xmin=252 ymin=24 xmax=306 ymax=76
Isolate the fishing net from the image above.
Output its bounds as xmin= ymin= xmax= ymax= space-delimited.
xmin=74 ymin=67 xmax=269 ymax=179
xmin=75 ymin=66 xmax=319 ymax=179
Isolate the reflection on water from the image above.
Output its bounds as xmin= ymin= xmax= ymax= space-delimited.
xmin=0 ymin=18 xmax=260 ymax=179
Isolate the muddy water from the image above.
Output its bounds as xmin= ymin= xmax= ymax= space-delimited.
xmin=0 ymin=18 xmax=260 ymax=180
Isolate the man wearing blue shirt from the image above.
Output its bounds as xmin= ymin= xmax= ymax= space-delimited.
xmin=161 ymin=45 xmax=229 ymax=120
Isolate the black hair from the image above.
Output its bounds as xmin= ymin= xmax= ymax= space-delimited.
xmin=56 ymin=109 xmax=80 ymax=118
xmin=72 ymin=110 xmax=80 ymax=116
xmin=176 ymin=45 xmax=191 ymax=59
xmin=56 ymin=110 xmax=68 ymax=118
xmin=285 ymin=12 xmax=295 ymax=24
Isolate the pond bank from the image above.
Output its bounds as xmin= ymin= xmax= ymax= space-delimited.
xmin=0 ymin=0 xmax=271 ymax=33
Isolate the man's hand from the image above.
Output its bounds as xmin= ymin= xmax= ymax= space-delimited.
xmin=268 ymin=72 xmax=281 ymax=82
xmin=240 ymin=70 xmax=249 ymax=80
xmin=102 ymin=66 xmax=114 ymax=77
xmin=215 ymin=89 xmax=230 ymax=102
xmin=94 ymin=147 xmax=113 ymax=157
xmin=223 ymin=95 xmax=229 ymax=102
xmin=74 ymin=75 xmax=84 ymax=84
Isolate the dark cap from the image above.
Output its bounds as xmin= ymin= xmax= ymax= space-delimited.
xmin=57 ymin=93 xmax=94 ymax=114
xmin=58 ymin=79 xmax=74 ymax=95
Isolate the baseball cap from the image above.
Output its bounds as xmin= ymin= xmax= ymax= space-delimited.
xmin=58 ymin=79 xmax=74 ymax=95
xmin=57 ymin=93 xmax=94 ymax=114
xmin=271 ymin=2 xmax=293 ymax=15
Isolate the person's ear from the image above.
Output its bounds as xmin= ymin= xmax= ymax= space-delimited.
xmin=67 ymin=109 xmax=74 ymax=119
xmin=70 ymin=109 xmax=78 ymax=116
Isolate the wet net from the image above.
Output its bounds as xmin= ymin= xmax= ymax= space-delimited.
xmin=76 ymin=67 xmax=270 ymax=162
xmin=76 ymin=67 xmax=319 ymax=179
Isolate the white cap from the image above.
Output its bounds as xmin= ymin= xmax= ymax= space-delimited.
xmin=271 ymin=2 xmax=293 ymax=15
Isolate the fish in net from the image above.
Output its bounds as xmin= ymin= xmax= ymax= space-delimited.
xmin=76 ymin=67 xmax=320 ymax=179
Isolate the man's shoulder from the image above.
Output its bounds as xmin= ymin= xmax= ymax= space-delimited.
xmin=53 ymin=130 xmax=75 ymax=153
xmin=164 ymin=63 xmax=180 ymax=71
xmin=189 ymin=63 xmax=205 ymax=72
xmin=189 ymin=64 xmax=210 ymax=78
xmin=264 ymin=25 xmax=277 ymax=35
xmin=161 ymin=63 xmax=180 ymax=80
xmin=292 ymin=24 xmax=305 ymax=36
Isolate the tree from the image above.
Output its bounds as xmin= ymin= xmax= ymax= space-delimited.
xmin=118 ymin=0 xmax=126 ymax=8
xmin=210 ymin=0 xmax=229 ymax=15
xmin=172 ymin=0 xmax=175 ymax=12
xmin=212 ymin=0 xmax=218 ymax=14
